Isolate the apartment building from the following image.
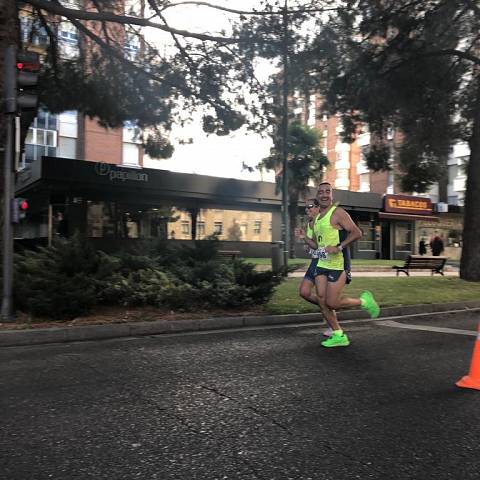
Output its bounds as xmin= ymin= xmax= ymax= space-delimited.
xmin=296 ymin=91 xmax=466 ymax=260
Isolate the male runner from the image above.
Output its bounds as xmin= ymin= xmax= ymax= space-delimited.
xmin=297 ymin=181 xmax=380 ymax=347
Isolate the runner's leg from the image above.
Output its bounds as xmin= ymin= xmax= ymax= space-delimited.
xmin=315 ymin=274 xmax=340 ymax=331
xmin=299 ymin=278 xmax=318 ymax=305
xmin=325 ymin=272 xmax=362 ymax=310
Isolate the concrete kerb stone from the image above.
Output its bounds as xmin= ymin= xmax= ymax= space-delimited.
xmin=1 ymin=300 xmax=480 ymax=348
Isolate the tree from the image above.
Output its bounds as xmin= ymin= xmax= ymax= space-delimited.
xmin=1 ymin=0 xmax=262 ymax=157
xmin=261 ymin=121 xmax=328 ymax=257
xmin=307 ymin=0 xmax=480 ymax=280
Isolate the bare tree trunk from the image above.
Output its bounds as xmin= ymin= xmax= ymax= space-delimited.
xmin=437 ymin=155 xmax=449 ymax=204
xmin=460 ymin=80 xmax=480 ymax=281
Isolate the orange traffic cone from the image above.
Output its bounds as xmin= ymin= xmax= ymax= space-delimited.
xmin=456 ymin=323 xmax=480 ymax=390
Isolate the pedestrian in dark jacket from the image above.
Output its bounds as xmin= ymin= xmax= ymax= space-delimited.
xmin=419 ymin=239 xmax=427 ymax=255
xmin=430 ymin=236 xmax=444 ymax=256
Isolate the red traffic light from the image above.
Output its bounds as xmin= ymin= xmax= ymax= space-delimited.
xmin=16 ymin=51 xmax=40 ymax=73
xmin=19 ymin=199 xmax=28 ymax=210
xmin=16 ymin=61 xmax=40 ymax=72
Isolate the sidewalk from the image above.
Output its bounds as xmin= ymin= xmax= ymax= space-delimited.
xmin=1 ymin=300 xmax=479 ymax=348
xmin=289 ymin=270 xmax=459 ymax=277
xmin=289 ymin=264 xmax=459 ymax=278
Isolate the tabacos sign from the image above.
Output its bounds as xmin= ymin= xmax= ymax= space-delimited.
xmin=94 ymin=162 xmax=148 ymax=182
xmin=383 ymin=194 xmax=432 ymax=215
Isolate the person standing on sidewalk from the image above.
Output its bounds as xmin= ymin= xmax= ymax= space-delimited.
xmin=298 ymin=182 xmax=380 ymax=348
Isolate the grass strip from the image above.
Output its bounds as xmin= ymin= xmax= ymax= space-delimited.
xmin=266 ymin=277 xmax=480 ymax=315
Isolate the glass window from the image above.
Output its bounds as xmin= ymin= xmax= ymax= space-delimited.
xmin=358 ymin=221 xmax=375 ymax=251
xmin=395 ymin=222 xmax=412 ymax=252
xmin=254 ymin=220 xmax=261 ymax=234
xmin=359 ymin=173 xmax=370 ymax=192
xmin=197 ymin=221 xmax=206 ymax=238
xmin=122 ymin=143 xmax=139 ymax=165
xmin=214 ymin=222 xmax=223 ymax=235
xmin=57 ymin=137 xmax=76 ymax=158
xmin=181 ymin=221 xmax=190 ymax=235
xmin=87 ymin=202 xmax=116 ymax=238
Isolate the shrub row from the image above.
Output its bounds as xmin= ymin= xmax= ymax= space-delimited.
xmin=14 ymin=235 xmax=283 ymax=320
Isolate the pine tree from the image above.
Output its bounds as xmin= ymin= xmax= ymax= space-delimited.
xmin=308 ymin=0 xmax=480 ymax=280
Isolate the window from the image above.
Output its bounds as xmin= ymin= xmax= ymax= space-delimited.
xmin=197 ymin=221 xmax=206 ymax=238
xmin=24 ymin=112 xmax=58 ymax=163
xmin=240 ymin=223 xmax=248 ymax=237
xmin=395 ymin=222 xmax=412 ymax=252
xmin=122 ymin=143 xmax=139 ymax=166
xmin=214 ymin=222 xmax=223 ymax=235
xmin=87 ymin=202 xmax=116 ymax=238
xmin=181 ymin=221 xmax=190 ymax=235
xmin=357 ymin=221 xmax=375 ymax=251
xmin=59 ymin=29 xmax=78 ymax=45
xmin=58 ymin=23 xmax=79 ymax=58
xmin=336 ymin=169 xmax=349 ymax=180
xmin=359 ymin=173 xmax=370 ymax=192
xmin=254 ymin=220 xmax=262 ymax=234
xmin=20 ymin=17 xmax=48 ymax=46
xmin=57 ymin=137 xmax=76 ymax=158
xmin=125 ymin=33 xmax=140 ymax=59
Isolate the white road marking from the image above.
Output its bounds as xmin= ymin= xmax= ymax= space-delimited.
xmin=377 ymin=319 xmax=477 ymax=336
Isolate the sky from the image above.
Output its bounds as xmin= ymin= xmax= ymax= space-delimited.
xmin=143 ymin=1 xmax=276 ymax=183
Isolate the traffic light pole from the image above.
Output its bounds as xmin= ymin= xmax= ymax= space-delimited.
xmin=2 ymin=46 xmax=16 ymax=320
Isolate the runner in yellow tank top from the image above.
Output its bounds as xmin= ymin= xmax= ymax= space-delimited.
xmin=296 ymin=182 xmax=380 ymax=348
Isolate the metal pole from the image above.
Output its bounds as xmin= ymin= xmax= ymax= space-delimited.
xmin=1 ymin=46 xmax=16 ymax=320
xmin=281 ymin=1 xmax=290 ymax=272
xmin=48 ymin=204 xmax=53 ymax=246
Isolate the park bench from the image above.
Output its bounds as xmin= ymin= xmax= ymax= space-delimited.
xmin=218 ymin=250 xmax=241 ymax=260
xmin=392 ymin=255 xmax=448 ymax=276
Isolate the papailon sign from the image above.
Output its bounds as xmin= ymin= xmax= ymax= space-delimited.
xmin=383 ymin=194 xmax=433 ymax=215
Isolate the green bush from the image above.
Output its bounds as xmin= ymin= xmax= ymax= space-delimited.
xmin=14 ymin=235 xmax=284 ymax=320
xmin=14 ymin=236 xmax=99 ymax=319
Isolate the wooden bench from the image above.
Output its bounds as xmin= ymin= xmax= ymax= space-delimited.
xmin=392 ymin=255 xmax=448 ymax=276
xmin=218 ymin=250 xmax=241 ymax=260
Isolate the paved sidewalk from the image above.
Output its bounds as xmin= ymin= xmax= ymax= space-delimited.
xmin=1 ymin=300 xmax=479 ymax=348
xmin=289 ymin=269 xmax=459 ymax=277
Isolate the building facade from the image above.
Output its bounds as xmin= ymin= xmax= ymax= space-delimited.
xmin=292 ymin=90 xmax=466 ymax=261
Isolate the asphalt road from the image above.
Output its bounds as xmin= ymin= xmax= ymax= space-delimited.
xmin=1 ymin=312 xmax=480 ymax=480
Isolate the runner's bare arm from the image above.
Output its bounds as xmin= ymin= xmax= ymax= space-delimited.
xmin=295 ymin=227 xmax=317 ymax=249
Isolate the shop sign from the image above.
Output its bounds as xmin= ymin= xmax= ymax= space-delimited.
xmin=94 ymin=162 xmax=148 ymax=182
xmin=384 ymin=194 xmax=432 ymax=215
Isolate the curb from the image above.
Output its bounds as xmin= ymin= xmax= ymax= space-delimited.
xmin=1 ymin=301 xmax=480 ymax=348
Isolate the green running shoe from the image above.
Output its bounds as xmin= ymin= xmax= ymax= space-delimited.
xmin=321 ymin=331 xmax=350 ymax=348
xmin=360 ymin=290 xmax=380 ymax=318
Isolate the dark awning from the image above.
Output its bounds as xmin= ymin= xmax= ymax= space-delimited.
xmin=379 ymin=212 xmax=439 ymax=222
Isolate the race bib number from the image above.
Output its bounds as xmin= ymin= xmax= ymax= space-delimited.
xmin=311 ymin=247 xmax=328 ymax=260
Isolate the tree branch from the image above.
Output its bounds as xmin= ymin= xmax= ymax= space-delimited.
xmin=25 ymin=0 xmax=238 ymax=43
xmin=161 ymin=0 xmax=339 ymax=15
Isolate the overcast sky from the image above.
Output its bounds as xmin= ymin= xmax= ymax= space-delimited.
xmin=143 ymin=1 xmax=276 ymax=182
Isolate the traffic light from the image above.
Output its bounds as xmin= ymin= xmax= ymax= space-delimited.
xmin=16 ymin=51 xmax=40 ymax=140
xmin=11 ymin=197 xmax=29 ymax=223
xmin=16 ymin=50 xmax=40 ymax=110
